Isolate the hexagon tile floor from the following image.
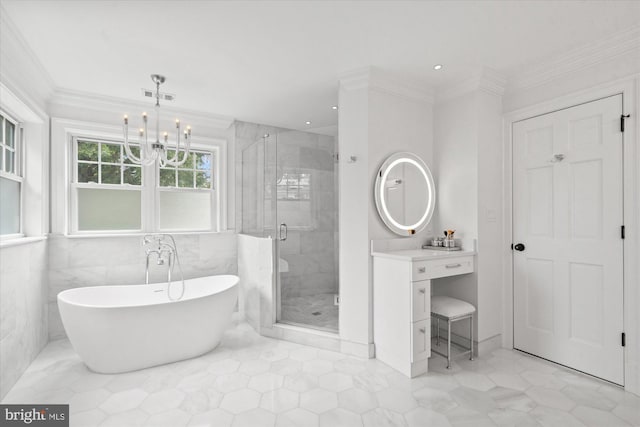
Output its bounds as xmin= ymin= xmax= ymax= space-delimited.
xmin=2 ymin=322 xmax=639 ymax=427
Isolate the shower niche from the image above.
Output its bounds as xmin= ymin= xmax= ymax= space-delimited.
xmin=239 ymin=123 xmax=339 ymax=333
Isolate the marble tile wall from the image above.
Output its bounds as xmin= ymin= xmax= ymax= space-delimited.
xmin=47 ymin=233 xmax=238 ymax=340
xmin=0 ymin=240 xmax=48 ymax=399
xmin=237 ymin=234 xmax=274 ymax=331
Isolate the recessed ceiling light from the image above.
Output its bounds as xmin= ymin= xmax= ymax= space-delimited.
xmin=331 ymin=105 xmax=338 ymax=110
xmin=433 ymin=64 xmax=443 ymax=71
xmin=305 ymin=121 xmax=312 ymax=125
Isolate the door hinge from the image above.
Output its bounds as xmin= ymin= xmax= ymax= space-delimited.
xmin=621 ymin=225 xmax=626 ymax=239
xmin=622 ymin=332 xmax=626 ymax=347
xmin=621 ymin=114 xmax=630 ymax=132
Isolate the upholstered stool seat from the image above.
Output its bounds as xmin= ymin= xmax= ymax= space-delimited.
xmin=431 ymin=296 xmax=476 ymax=368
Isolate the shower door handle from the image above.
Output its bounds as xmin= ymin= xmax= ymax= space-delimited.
xmin=279 ymin=223 xmax=287 ymax=241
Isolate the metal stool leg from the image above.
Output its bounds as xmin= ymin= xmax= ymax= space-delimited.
xmin=470 ymin=315 xmax=474 ymax=361
xmin=447 ymin=319 xmax=451 ymax=369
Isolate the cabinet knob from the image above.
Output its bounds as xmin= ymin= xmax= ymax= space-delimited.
xmin=419 ymin=288 xmax=426 ymax=294
xmin=419 ymin=328 xmax=426 ymax=334
xmin=418 ymin=267 xmax=426 ymax=273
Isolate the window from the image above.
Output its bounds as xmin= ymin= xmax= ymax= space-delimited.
xmin=73 ymin=138 xmax=142 ymax=232
xmin=70 ymin=137 xmax=217 ymax=233
xmin=277 ymin=171 xmax=311 ymax=200
xmin=0 ymin=112 xmax=22 ymax=237
xmin=158 ymin=149 xmax=215 ymax=231
xmin=275 ymin=169 xmax=313 ymax=228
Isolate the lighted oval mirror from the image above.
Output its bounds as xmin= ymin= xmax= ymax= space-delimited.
xmin=374 ymin=152 xmax=436 ymax=236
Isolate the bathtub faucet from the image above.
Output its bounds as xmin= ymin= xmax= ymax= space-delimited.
xmin=142 ymin=234 xmax=185 ymax=301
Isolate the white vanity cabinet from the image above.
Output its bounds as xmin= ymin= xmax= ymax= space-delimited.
xmin=371 ymin=249 xmax=475 ymax=377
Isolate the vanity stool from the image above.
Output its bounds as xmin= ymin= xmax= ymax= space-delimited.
xmin=431 ymin=296 xmax=475 ymax=368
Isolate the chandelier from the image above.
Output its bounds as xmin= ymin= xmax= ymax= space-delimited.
xmin=122 ymin=74 xmax=192 ymax=166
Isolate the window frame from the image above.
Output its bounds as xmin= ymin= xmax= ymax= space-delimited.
xmin=0 ymin=110 xmax=24 ymax=240
xmin=68 ymin=134 xmax=220 ymax=235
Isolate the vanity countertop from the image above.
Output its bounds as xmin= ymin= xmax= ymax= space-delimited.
xmin=371 ymin=248 xmax=476 ymax=261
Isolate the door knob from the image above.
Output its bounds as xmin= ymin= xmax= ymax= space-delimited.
xmin=513 ymin=243 xmax=525 ymax=252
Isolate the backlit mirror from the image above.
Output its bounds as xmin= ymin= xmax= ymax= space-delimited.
xmin=374 ymin=152 xmax=435 ymax=236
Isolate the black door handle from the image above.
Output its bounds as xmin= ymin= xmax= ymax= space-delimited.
xmin=514 ymin=243 xmax=525 ymax=252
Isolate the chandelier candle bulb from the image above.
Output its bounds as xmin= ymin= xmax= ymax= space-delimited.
xmin=124 ymin=114 xmax=128 ymax=124
xmin=176 ymin=119 xmax=180 ymax=128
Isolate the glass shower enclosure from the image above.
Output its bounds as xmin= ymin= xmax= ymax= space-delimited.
xmin=241 ymin=129 xmax=339 ymax=333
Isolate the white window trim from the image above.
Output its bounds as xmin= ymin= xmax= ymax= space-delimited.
xmin=0 ymin=110 xmax=24 ymax=240
xmin=62 ymin=123 xmax=225 ymax=235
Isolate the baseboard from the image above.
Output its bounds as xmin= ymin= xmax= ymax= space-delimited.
xmin=340 ymin=339 xmax=374 ymax=359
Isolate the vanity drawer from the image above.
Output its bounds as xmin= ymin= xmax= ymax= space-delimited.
xmin=411 ymin=281 xmax=430 ymax=322
xmin=411 ymin=319 xmax=430 ymax=362
xmin=412 ymin=256 xmax=474 ymax=281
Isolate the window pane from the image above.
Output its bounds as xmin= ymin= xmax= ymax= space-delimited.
xmin=196 ymin=153 xmax=211 ymax=170
xmin=77 ymin=188 xmax=141 ymax=231
xmin=159 ymin=168 xmax=176 ymax=187
xmin=6 ymin=151 xmax=14 ymax=174
xmin=178 ymin=170 xmax=193 ymax=188
xmin=124 ymin=145 xmax=140 ymax=164
xmin=123 ymin=165 xmax=141 ymax=186
xmin=77 ymin=141 xmax=99 ymax=161
xmin=0 ymin=149 xmax=3 ymax=172
xmin=181 ymin=153 xmax=195 ymax=169
xmin=78 ymin=163 xmax=98 ymax=183
xmin=300 ymin=187 xmax=310 ymax=200
xmin=5 ymin=121 xmax=15 ymax=148
xmin=159 ymin=191 xmax=210 ymax=230
xmin=101 ymin=143 xmax=121 ymax=163
xmin=195 ymin=171 xmax=211 ymax=189
xmin=101 ymin=164 xmax=121 ymax=184
xmin=0 ymin=177 xmax=20 ymax=234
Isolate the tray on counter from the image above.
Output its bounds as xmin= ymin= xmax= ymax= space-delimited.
xmin=421 ymin=245 xmax=462 ymax=251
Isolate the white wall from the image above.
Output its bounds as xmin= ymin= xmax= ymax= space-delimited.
xmin=431 ymin=71 xmax=506 ymax=350
xmin=432 ymin=91 xmax=479 ymax=338
xmin=339 ymin=68 xmax=434 ymax=355
xmin=0 ymin=11 xmax=51 ymax=400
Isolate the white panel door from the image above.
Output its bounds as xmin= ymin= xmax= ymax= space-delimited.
xmin=513 ymin=95 xmax=624 ymax=385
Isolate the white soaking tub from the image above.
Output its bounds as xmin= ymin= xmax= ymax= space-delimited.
xmin=57 ymin=275 xmax=238 ymax=374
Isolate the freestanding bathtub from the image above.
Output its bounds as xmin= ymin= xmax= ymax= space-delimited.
xmin=57 ymin=275 xmax=238 ymax=374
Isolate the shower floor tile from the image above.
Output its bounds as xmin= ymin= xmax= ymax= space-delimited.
xmin=3 ymin=320 xmax=638 ymax=427
xmin=280 ymin=293 xmax=338 ymax=332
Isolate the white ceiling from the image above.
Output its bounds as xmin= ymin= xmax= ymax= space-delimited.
xmin=2 ymin=0 xmax=639 ymax=130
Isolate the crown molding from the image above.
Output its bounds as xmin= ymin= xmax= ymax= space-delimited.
xmin=49 ymin=88 xmax=235 ymax=130
xmin=0 ymin=4 xmax=56 ymax=112
xmin=436 ymin=67 xmax=507 ymax=104
xmin=340 ymin=67 xmax=435 ymax=105
xmin=509 ymin=25 xmax=640 ymax=92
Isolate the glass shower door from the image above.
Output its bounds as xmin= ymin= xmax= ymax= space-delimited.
xmin=271 ymin=130 xmax=339 ymax=332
